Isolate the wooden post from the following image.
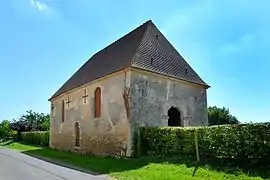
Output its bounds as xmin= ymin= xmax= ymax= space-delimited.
xmin=194 ymin=130 xmax=200 ymax=162
xmin=137 ymin=129 xmax=141 ymax=158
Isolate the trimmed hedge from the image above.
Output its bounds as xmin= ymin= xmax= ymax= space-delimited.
xmin=137 ymin=127 xmax=196 ymax=157
xmin=136 ymin=123 xmax=270 ymax=162
xmin=21 ymin=131 xmax=49 ymax=146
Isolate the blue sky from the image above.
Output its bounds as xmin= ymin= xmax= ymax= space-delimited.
xmin=0 ymin=0 xmax=269 ymax=123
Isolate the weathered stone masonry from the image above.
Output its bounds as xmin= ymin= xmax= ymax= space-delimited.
xmin=50 ymin=71 xmax=132 ymax=156
xmin=50 ymin=68 xmax=208 ymax=157
xmin=130 ymin=69 xmax=208 ymax=129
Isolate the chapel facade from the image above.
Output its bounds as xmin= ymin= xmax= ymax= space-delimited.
xmin=49 ymin=20 xmax=210 ymax=156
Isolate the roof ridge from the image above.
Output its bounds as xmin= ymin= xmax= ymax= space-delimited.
xmin=151 ymin=22 xmax=209 ymax=86
xmin=130 ymin=20 xmax=210 ymax=88
xmin=95 ymin=20 xmax=152 ymax=60
xmin=128 ymin=20 xmax=152 ymax=66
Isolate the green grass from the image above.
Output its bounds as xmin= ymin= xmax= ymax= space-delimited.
xmin=0 ymin=140 xmax=42 ymax=151
xmin=0 ymin=141 xmax=268 ymax=180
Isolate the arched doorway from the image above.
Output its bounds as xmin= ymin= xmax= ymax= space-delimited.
xmin=168 ymin=106 xmax=181 ymax=126
xmin=74 ymin=122 xmax=80 ymax=147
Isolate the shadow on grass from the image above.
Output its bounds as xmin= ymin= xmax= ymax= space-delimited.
xmin=144 ymin=154 xmax=270 ymax=179
xmin=22 ymin=148 xmax=151 ymax=175
xmin=192 ymin=163 xmax=199 ymax=177
xmin=23 ymin=151 xmax=103 ymax=176
xmin=22 ymin=147 xmax=270 ymax=179
xmin=198 ymin=156 xmax=270 ymax=179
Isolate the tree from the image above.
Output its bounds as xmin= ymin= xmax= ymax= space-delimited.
xmin=9 ymin=110 xmax=50 ymax=141
xmin=0 ymin=120 xmax=12 ymax=140
xmin=10 ymin=110 xmax=50 ymax=132
xmin=22 ymin=110 xmax=50 ymax=131
xmin=208 ymin=106 xmax=240 ymax=126
xmin=38 ymin=114 xmax=50 ymax=131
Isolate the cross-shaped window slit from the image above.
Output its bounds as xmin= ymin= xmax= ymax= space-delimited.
xmin=66 ymin=96 xmax=71 ymax=107
xmin=82 ymin=89 xmax=88 ymax=103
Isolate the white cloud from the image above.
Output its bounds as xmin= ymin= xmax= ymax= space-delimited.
xmin=30 ymin=0 xmax=49 ymax=11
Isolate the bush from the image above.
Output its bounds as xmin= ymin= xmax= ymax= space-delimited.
xmin=136 ymin=123 xmax=270 ymax=163
xmin=10 ymin=130 xmax=18 ymax=141
xmin=138 ymin=127 xmax=196 ymax=156
xmin=197 ymin=123 xmax=270 ymax=160
xmin=21 ymin=131 xmax=49 ymax=146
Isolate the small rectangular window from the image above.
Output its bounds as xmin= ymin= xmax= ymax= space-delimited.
xmin=62 ymin=100 xmax=65 ymax=122
xmin=51 ymin=104 xmax=56 ymax=117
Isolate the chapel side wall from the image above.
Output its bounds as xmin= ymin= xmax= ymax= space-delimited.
xmin=130 ymin=69 xmax=208 ymax=129
xmin=50 ymin=70 xmax=132 ymax=156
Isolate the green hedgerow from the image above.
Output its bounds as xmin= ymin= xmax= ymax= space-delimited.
xmin=21 ymin=131 xmax=49 ymax=146
xmin=135 ymin=123 xmax=270 ymax=164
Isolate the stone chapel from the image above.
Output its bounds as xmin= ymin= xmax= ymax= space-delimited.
xmin=49 ymin=20 xmax=210 ymax=156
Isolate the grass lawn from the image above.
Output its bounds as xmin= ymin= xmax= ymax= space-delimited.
xmin=0 ymin=141 xmax=268 ymax=180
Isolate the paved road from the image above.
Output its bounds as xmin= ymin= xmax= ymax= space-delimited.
xmin=0 ymin=147 xmax=109 ymax=180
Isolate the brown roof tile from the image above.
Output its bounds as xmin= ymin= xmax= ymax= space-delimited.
xmin=132 ymin=21 xmax=209 ymax=86
xmin=49 ymin=20 xmax=209 ymax=101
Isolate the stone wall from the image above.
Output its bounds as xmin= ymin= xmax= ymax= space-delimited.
xmin=49 ymin=68 xmax=208 ymax=157
xmin=50 ymin=70 xmax=132 ymax=156
xmin=130 ymin=69 xmax=208 ymax=129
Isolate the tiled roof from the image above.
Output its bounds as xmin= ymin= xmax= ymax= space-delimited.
xmin=49 ymin=20 xmax=209 ymax=101
xmin=131 ymin=21 xmax=209 ymax=86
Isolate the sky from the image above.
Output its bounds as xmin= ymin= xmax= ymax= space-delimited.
xmin=0 ymin=0 xmax=269 ymax=123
